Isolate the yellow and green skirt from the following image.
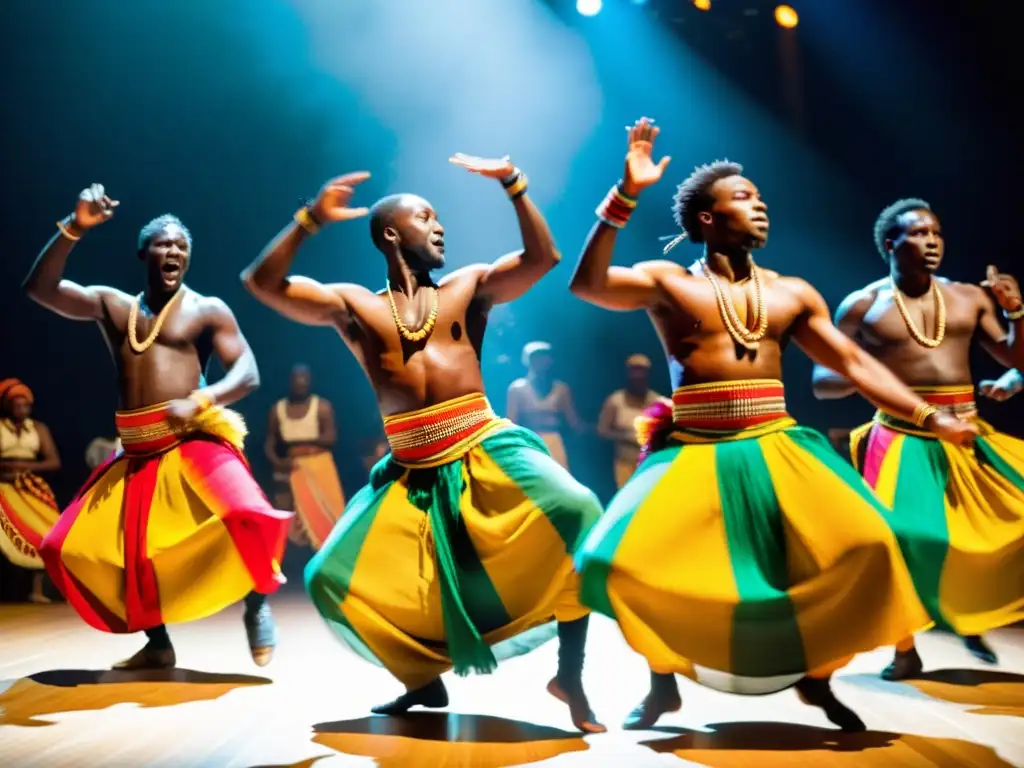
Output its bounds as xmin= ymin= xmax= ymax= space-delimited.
xmin=0 ymin=471 xmax=60 ymax=569
xmin=39 ymin=404 xmax=292 ymax=633
xmin=304 ymin=393 xmax=602 ymax=690
xmin=577 ymin=380 xmax=931 ymax=695
xmin=850 ymin=386 xmax=1024 ymax=636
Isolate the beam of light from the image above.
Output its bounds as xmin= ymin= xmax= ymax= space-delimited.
xmin=576 ymin=0 xmax=602 ymax=16
xmin=694 ymin=0 xmax=711 ymax=10
xmin=774 ymin=5 xmax=798 ymax=28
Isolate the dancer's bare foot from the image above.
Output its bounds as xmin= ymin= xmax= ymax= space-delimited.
xmin=795 ymin=676 xmax=866 ymax=732
xmin=964 ymin=635 xmax=998 ymax=665
xmin=881 ymin=647 xmax=923 ymax=681
xmin=28 ymin=592 xmax=52 ymax=604
xmin=112 ymin=642 xmax=176 ymax=670
xmin=623 ymin=673 xmax=681 ymax=730
xmin=371 ymin=678 xmax=449 ymax=715
xmin=547 ymin=676 xmax=606 ymax=733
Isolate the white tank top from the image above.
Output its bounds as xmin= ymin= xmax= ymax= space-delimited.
xmin=0 ymin=419 xmax=41 ymax=460
xmin=276 ymin=397 xmax=320 ymax=444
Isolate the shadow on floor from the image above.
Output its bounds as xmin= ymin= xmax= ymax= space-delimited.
xmin=311 ymin=712 xmax=589 ymax=768
xmin=0 ymin=668 xmax=271 ymax=727
xmin=844 ymin=667 xmax=1024 ymax=716
xmin=640 ymin=720 xmax=1014 ymax=767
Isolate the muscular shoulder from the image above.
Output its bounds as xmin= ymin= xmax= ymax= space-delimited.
xmin=635 ymin=259 xmax=689 ymax=281
xmin=440 ymin=264 xmax=488 ymax=287
xmin=834 ymin=279 xmax=886 ymax=322
xmin=187 ymin=290 xmax=234 ymax=321
xmin=940 ymin=278 xmax=987 ymax=306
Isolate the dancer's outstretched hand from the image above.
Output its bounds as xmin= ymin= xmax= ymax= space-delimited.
xmin=981 ymin=264 xmax=1022 ymax=313
xmin=74 ymin=183 xmax=119 ymax=229
xmin=979 ymin=369 xmax=1023 ymax=402
xmin=621 ymin=117 xmax=671 ymax=197
xmin=448 ymin=153 xmax=516 ymax=180
xmin=311 ymin=172 xmax=371 ymax=223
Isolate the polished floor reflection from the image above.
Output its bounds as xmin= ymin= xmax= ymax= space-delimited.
xmin=1 ymin=597 xmax=1021 ymax=766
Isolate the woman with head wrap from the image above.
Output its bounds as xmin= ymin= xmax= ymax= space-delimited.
xmin=0 ymin=379 xmax=62 ymax=603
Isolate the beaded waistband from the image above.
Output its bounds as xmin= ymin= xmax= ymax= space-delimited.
xmin=383 ymin=393 xmax=506 ymax=468
xmin=671 ymin=379 xmax=789 ymax=431
xmin=875 ymin=385 xmax=976 ymax=433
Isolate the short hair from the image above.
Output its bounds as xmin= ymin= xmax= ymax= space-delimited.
xmin=873 ymin=198 xmax=931 ymax=261
xmin=521 ymin=340 xmax=552 ymax=367
xmin=137 ymin=214 xmax=192 ymax=254
xmin=291 ymin=363 xmax=310 ymax=378
xmin=369 ymin=195 xmax=407 ymax=252
xmin=671 ymin=160 xmax=744 ymax=244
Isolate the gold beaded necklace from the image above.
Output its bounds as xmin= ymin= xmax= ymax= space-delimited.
xmin=702 ymin=258 xmax=769 ymax=350
xmin=889 ymin=275 xmax=945 ymax=348
xmin=386 ymin=282 xmax=438 ymax=343
xmin=128 ymin=289 xmax=183 ymax=354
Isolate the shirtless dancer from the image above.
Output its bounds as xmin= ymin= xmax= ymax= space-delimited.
xmin=243 ymin=156 xmax=605 ymax=732
xmin=569 ymin=118 xmax=975 ymax=731
xmin=813 ymin=197 xmax=1024 ymax=678
xmin=24 ymin=185 xmax=290 ymax=668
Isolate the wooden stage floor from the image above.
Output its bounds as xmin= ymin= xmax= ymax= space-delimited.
xmin=2 ymin=594 xmax=1022 ymax=767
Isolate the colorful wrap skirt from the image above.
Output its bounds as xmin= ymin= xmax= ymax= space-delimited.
xmin=304 ymin=393 xmax=602 ymax=690
xmin=577 ymin=379 xmax=931 ymax=694
xmin=39 ymin=403 xmax=292 ymax=633
xmin=850 ymin=386 xmax=1024 ymax=636
xmin=289 ymin=452 xmax=345 ymax=551
xmin=0 ymin=472 xmax=60 ymax=569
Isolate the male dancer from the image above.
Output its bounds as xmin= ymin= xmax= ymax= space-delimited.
xmin=266 ymin=364 xmax=344 ymax=550
xmin=812 ymin=197 xmax=1024 ymax=678
xmin=25 ymin=185 xmax=290 ymax=669
xmin=569 ymin=118 xmax=976 ymax=731
xmin=243 ymin=156 xmax=605 ymax=732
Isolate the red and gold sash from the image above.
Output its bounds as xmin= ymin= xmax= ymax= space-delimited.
xmin=116 ymin=402 xmax=247 ymax=457
xmin=638 ymin=379 xmax=794 ymax=455
xmin=383 ymin=393 xmax=508 ymax=469
xmin=874 ymin=385 xmax=977 ymax=437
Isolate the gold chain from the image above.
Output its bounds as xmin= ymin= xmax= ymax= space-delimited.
xmin=890 ymin=276 xmax=945 ymax=348
xmin=386 ymin=283 xmax=438 ymax=343
xmin=702 ymin=258 xmax=768 ymax=350
xmin=128 ymin=290 xmax=183 ymax=354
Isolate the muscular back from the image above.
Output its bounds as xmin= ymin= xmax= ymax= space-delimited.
xmin=331 ymin=269 xmax=492 ymax=416
xmin=95 ymin=287 xmax=225 ymax=409
xmin=640 ymin=260 xmax=815 ymax=388
xmin=839 ymin=278 xmax=987 ymax=388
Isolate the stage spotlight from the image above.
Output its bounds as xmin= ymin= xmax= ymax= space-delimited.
xmin=577 ymin=0 xmax=602 ymax=16
xmin=774 ymin=5 xmax=798 ymax=28
xmin=694 ymin=0 xmax=711 ymax=10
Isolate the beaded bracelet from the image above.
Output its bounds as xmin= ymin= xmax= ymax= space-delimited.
xmin=502 ymin=169 xmax=528 ymax=200
xmin=294 ymin=203 xmax=323 ymax=235
xmin=911 ymin=402 xmax=938 ymax=428
xmin=596 ymin=183 xmax=638 ymax=229
xmin=56 ymin=216 xmax=81 ymax=241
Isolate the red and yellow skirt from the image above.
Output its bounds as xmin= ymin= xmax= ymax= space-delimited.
xmin=0 ymin=472 xmax=60 ymax=569
xmin=304 ymin=393 xmax=602 ymax=689
xmin=289 ymin=452 xmax=345 ymax=551
xmin=850 ymin=386 xmax=1024 ymax=636
xmin=40 ymin=403 xmax=292 ymax=633
xmin=577 ymin=379 xmax=930 ymax=694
